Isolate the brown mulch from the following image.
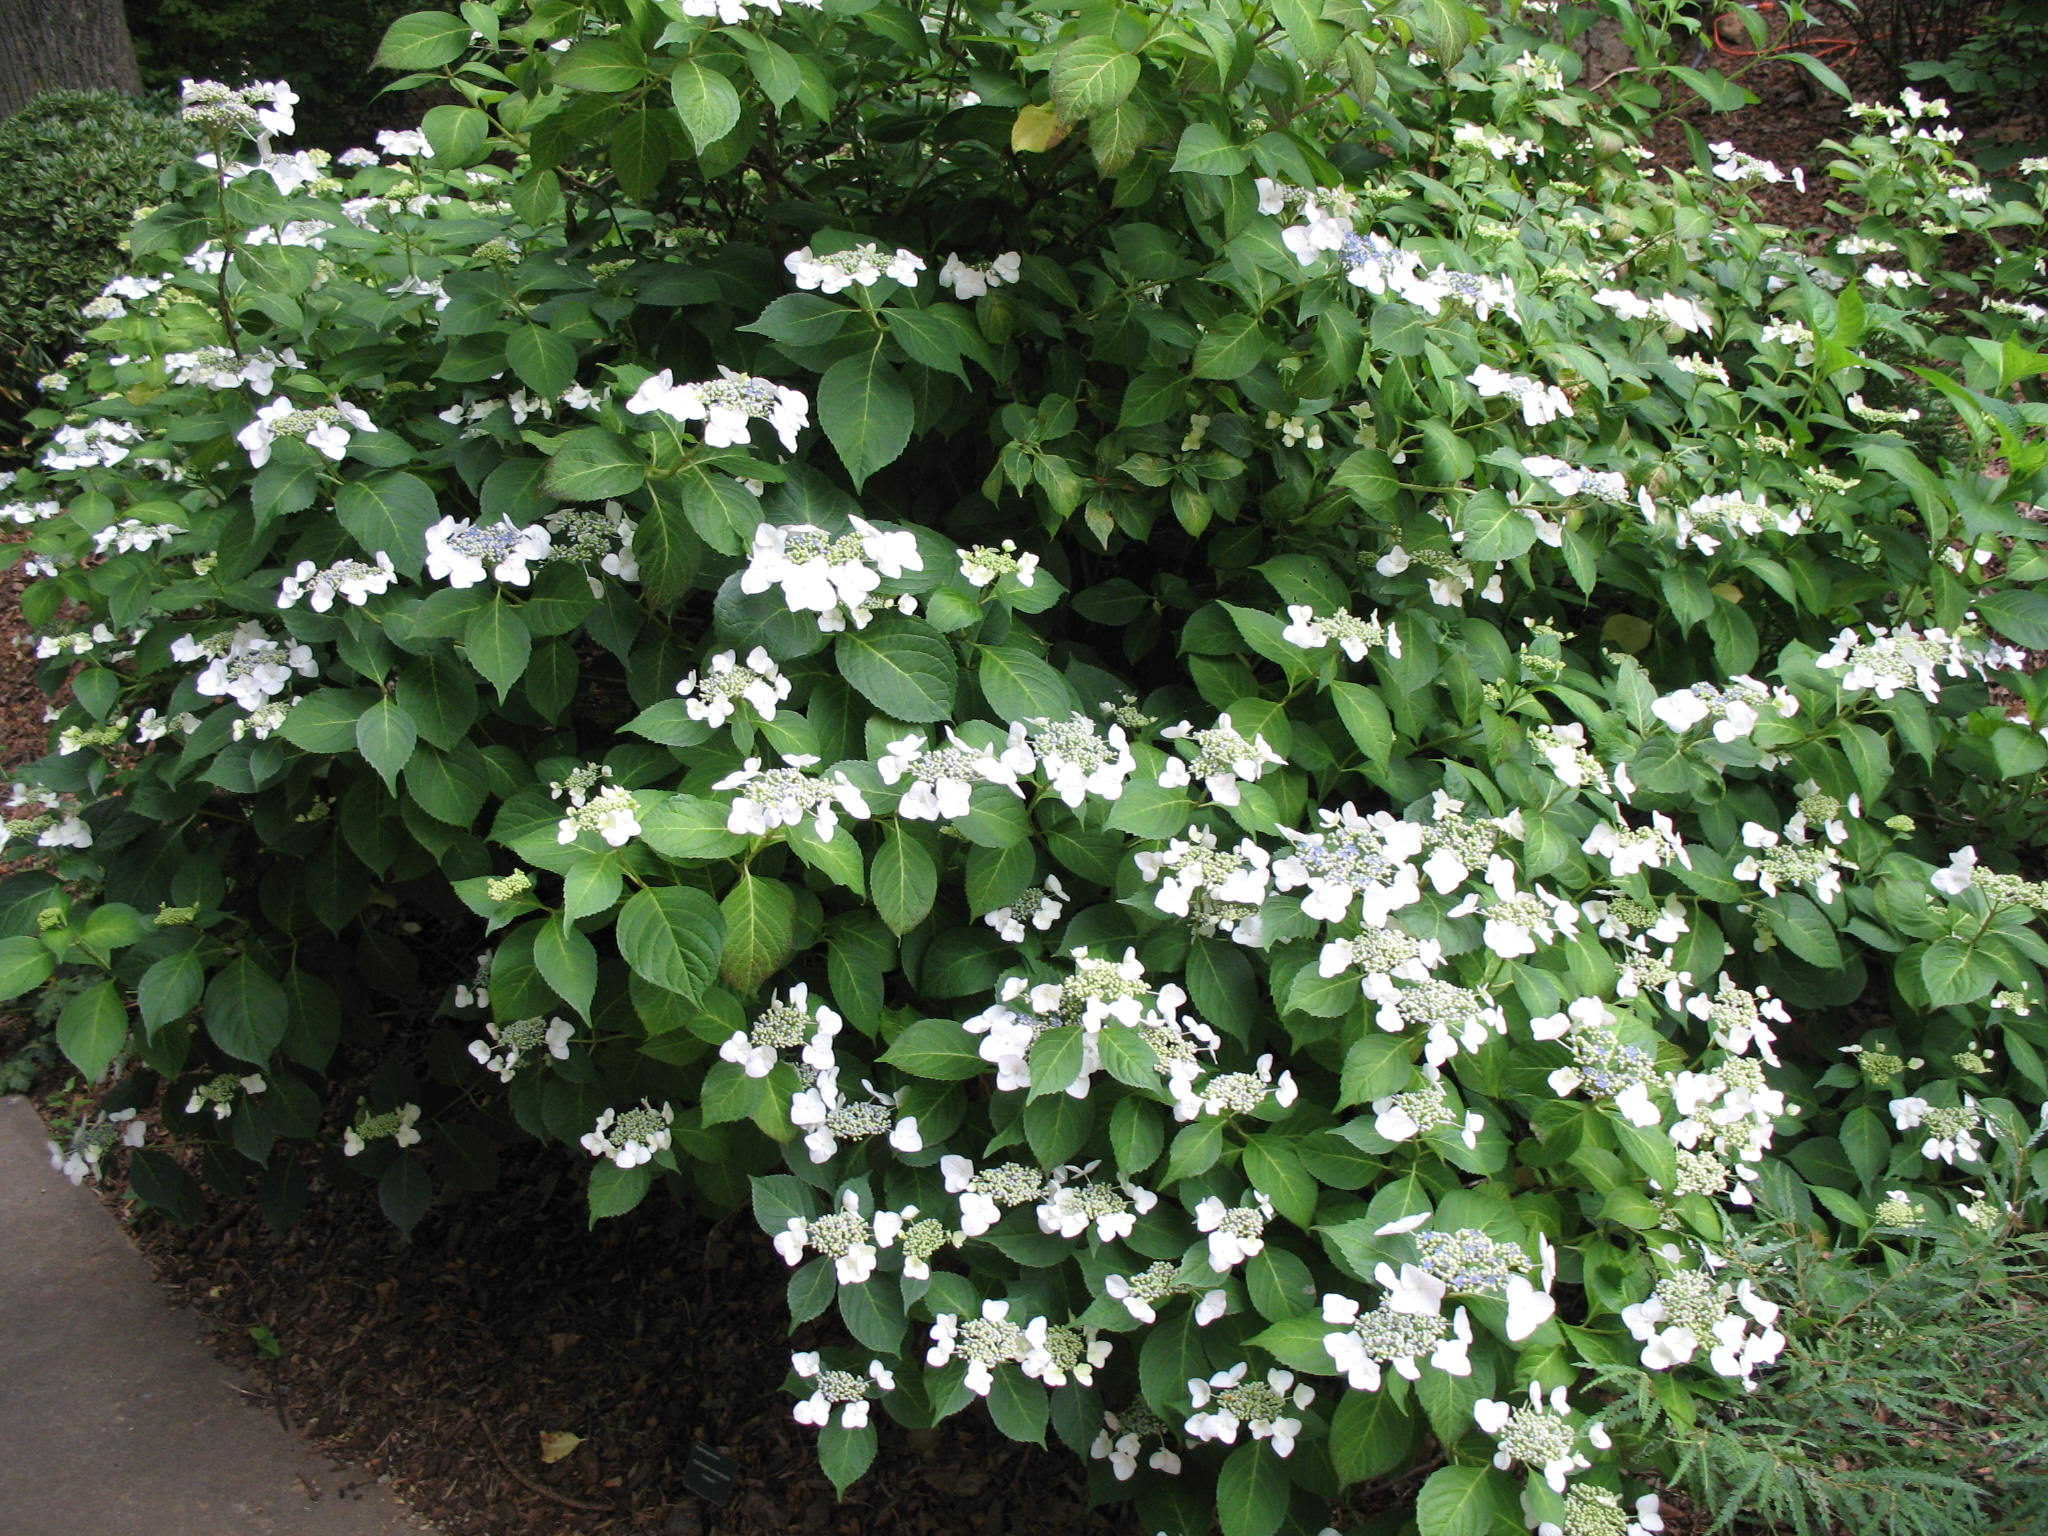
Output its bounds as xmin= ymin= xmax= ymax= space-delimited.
xmin=111 ymin=1136 xmax=1126 ymax=1536
xmin=5 ymin=16 xmax=2044 ymax=1536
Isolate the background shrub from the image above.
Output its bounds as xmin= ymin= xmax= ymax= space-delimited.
xmin=0 ymin=90 xmax=194 ymax=458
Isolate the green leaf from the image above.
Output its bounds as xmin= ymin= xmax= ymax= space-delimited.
xmin=882 ymin=1018 xmax=988 ymax=1080
xmin=873 ymin=825 xmax=937 ymax=936
xmin=536 ymin=913 xmax=598 ymax=1020
xmin=817 ymin=343 xmax=914 ymax=488
xmin=588 ymin=1159 xmax=654 ymax=1223
xmin=1243 ymin=1136 xmax=1318 ymax=1228
xmin=837 ymin=618 xmax=957 ymax=721
xmin=670 ymin=57 xmax=742 ymax=153
xmin=336 ymin=472 xmax=438 ymax=577
xmin=1921 ymin=936 xmax=1995 ymax=1008
xmin=617 ymin=885 xmax=725 ymax=1002
xmin=422 ymin=103 xmax=490 ymax=165
xmin=1460 ymin=489 xmax=1537 ymax=562
xmin=543 ymin=428 xmax=645 ymax=501
xmin=57 ymin=979 xmax=128 ymax=1080
xmin=1028 ymin=1025 xmax=1086 ymax=1099
xmin=977 ymin=645 xmax=1076 ymax=721
xmin=610 ymin=108 xmax=674 ymax=199
xmin=1049 ymin=36 xmax=1140 ymax=118
xmin=376 ymin=11 xmax=471 ymax=68
xmin=1245 ymin=1313 xmax=1338 ymax=1374
xmin=137 ymin=948 xmax=203 ymax=1035
xmin=1770 ymin=892 xmax=1843 ymax=968
xmin=128 ymin=1148 xmax=204 ymax=1225
xmin=986 ymin=1366 xmax=1049 ymax=1445
xmin=378 ymin=1156 xmax=433 ymax=1237
xmin=506 ymin=324 xmax=578 ymax=399
xmin=1217 ymin=1441 xmax=1289 ymax=1536
xmin=1415 ymin=1464 xmax=1516 ymax=1536
xmin=206 ymin=956 xmax=288 ymax=1064
xmin=1137 ymin=1305 xmax=1210 ymax=1416
xmin=1193 ymin=314 xmax=1272 ymax=380
xmin=817 ymin=1421 xmax=876 ymax=1498
xmin=465 ymin=596 xmax=532 ymax=699
xmin=0 ymin=934 xmax=53 ymax=1000
xmin=1171 ymin=122 xmax=1249 ymax=176
xmin=1329 ymin=1385 xmax=1418 ymax=1486
xmin=554 ymin=35 xmax=647 ymax=92
xmin=1978 ymin=589 xmax=2048 ymax=650
xmin=1842 ymin=1105 xmax=1889 ymax=1186
xmin=354 ymin=698 xmax=418 ymax=792
xmin=721 ymin=872 xmax=797 ymax=993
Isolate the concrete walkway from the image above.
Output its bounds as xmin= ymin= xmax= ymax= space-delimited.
xmin=0 ymin=1095 xmax=440 ymax=1536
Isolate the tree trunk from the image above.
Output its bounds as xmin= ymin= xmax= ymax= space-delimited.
xmin=0 ymin=0 xmax=143 ymax=121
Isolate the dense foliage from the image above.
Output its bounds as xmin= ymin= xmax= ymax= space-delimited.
xmin=10 ymin=1 xmax=2048 ymax=1532
xmin=0 ymin=91 xmax=195 ymax=453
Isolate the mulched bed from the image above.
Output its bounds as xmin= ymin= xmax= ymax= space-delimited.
xmin=99 ymin=1134 xmax=1128 ymax=1536
xmin=6 ymin=11 xmax=2044 ymax=1536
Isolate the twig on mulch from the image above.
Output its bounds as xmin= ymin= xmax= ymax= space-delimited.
xmin=468 ymin=1404 xmax=620 ymax=1516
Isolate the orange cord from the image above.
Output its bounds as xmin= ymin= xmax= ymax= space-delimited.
xmin=1709 ymin=2 xmax=1866 ymax=61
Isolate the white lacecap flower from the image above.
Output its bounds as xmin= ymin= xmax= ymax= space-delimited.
xmin=579 ymin=1100 xmax=674 ymax=1167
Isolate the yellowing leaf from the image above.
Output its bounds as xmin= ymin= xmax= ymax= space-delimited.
xmin=538 ymin=1430 xmax=583 ymax=1464
xmin=1011 ymin=104 xmax=1068 ymax=153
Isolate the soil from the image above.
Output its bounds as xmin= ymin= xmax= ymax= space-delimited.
xmin=6 ymin=12 xmax=2045 ymax=1536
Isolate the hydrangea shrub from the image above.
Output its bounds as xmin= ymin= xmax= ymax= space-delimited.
xmin=9 ymin=4 xmax=2048 ymax=1534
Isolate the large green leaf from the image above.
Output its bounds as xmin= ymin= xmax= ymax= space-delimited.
xmin=57 ymin=979 xmax=128 ymax=1080
xmin=837 ymin=617 xmax=957 ymax=721
xmin=1217 ymin=1441 xmax=1289 ymax=1536
xmin=336 ymin=472 xmax=438 ymax=576
xmin=817 ymin=343 xmax=913 ymax=489
xmin=1049 ymin=36 xmax=1140 ymax=118
xmin=977 ymin=645 xmax=1076 ymax=721
xmin=506 ymin=323 xmax=578 ymax=399
xmin=617 ymin=886 xmax=725 ymax=1002
xmin=376 ymin=11 xmax=471 ymax=68
xmin=354 ymin=698 xmax=418 ymax=792
xmin=535 ymin=913 xmax=598 ymax=1020
xmin=873 ymin=825 xmax=937 ymax=936
xmin=720 ymin=872 xmax=797 ymax=993
xmin=205 ymin=956 xmax=288 ymax=1064
xmin=670 ymin=58 xmax=742 ymax=153
xmin=0 ymin=934 xmax=54 ymax=1000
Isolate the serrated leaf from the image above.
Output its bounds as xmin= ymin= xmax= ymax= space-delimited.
xmin=465 ymin=596 xmax=532 ymax=699
xmin=618 ymin=885 xmax=725 ymax=1001
xmin=1217 ymin=1441 xmax=1289 ymax=1536
xmin=881 ymin=1017 xmax=987 ymax=1080
xmin=721 ymin=872 xmax=797 ymax=993
xmin=506 ymin=324 xmax=578 ymax=399
xmin=0 ymin=934 xmax=54 ymax=1000
xmin=205 ymin=957 xmax=287 ymax=1064
xmin=670 ymin=58 xmax=742 ymax=151
xmin=837 ymin=618 xmax=956 ymax=721
xmin=336 ymin=472 xmax=438 ymax=577
xmin=58 ymin=979 xmax=128 ymax=1081
xmin=873 ymin=825 xmax=937 ymax=936
xmin=379 ymin=1156 xmax=433 ymax=1236
xmin=1050 ymin=36 xmax=1139 ymax=119
xmin=543 ymin=428 xmax=645 ymax=501
xmin=588 ymin=1159 xmax=653 ymax=1222
xmin=536 ymin=914 xmax=598 ymax=1020
xmin=977 ymin=645 xmax=1076 ymax=721
xmin=818 ymin=343 xmax=913 ymax=489
xmin=354 ymin=699 xmax=418 ymax=791
xmin=376 ymin=11 xmax=470 ymax=68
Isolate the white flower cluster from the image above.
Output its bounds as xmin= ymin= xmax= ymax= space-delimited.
xmin=791 ymin=1351 xmax=892 ymax=1429
xmin=1137 ymin=828 xmax=1270 ymax=942
xmin=1817 ymin=620 xmax=2021 ymax=702
xmin=1159 ymin=713 xmax=1286 ymax=806
xmin=1709 ymin=140 xmax=1802 ymax=189
xmin=1890 ymin=1094 xmax=1985 ymax=1164
xmin=43 ymin=419 xmax=143 ymax=471
xmin=185 ymin=1072 xmax=267 ymax=1119
xmin=1591 ymin=287 xmax=1715 ymax=334
xmin=425 ymin=515 xmax=552 ymax=589
xmin=958 ymin=538 xmax=1039 ymax=588
xmin=277 ymin=552 xmax=398 ymax=611
xmin=343 ymin=1101 xmax=422 ymax=1156
xmin=89 ymin=519 xmax=184 ymax=556
xmin=1186 ymin=1363 xmax=1314 ymax=1455
xmin=551 ymin=763 xmax=642 ymax=848
xmin=1623 ymin=1266 xmax=1784 ymax=1385
xmin=938 ymin=251 xmax=1021 ymax=299
xmin=1733 ymin=815 xmax=1853 ymax=903
xmin=1650 ymin=676 xmax=1799 ymax=743
xmin=1013 ymin=714 xmax=1137 ymax=806
xmin=676 ymin=647 xmax=790 ymax=728
xmin=720 ymin=983 xmax=841 ymax=1077
xmin=179 ymin=78 xmax=297 ymax=139
xmin=1281 ymin=604 xmax=1399 ymax=662
xmin=544 ymin=500 xmax=638 ymax=594
xmin=792 ymin=1070 xmax=920 ymax=1163
xmin=1452 ymin=121 xmax=1542 ymax=163
xmin=48 ymin=1110 xmax=146 ymax=1184
xmin=740 ymin=518 xmax=922 ymax=630
xmin=983 ymin=875 xmax=1068 ymax=943
xmin=784 ymin=243 xmax=924 ymax=293
xmin=626 ymin=366 xmax=808 ymax=452
xmin=174 ymin=622 xmax=317 ymax=712
xmin=1520 ymin=454 xmax=1636 ymax=507
xmin=1470 ymin=364 xmax=1573 ymax=426
xmin=1475 ymin=1382 xmax=1610 ymax=1494
xmin=1661 ymin=489 xmax=1808 ymax=554
xmin=237 ymin=396 xmax=374 ymax=467
xmin=165 ymin=344 xmax=300 ymax=394
xmin=676 ymin=0 xmax=823 ymax=23
xmin=715 ymin=754 xmax=871 ymax=840
xmin=579 ymin=1100 xmax=673 ymax=1167
xmin=964 ymin=948 xmax=1213 ymax=1101
xmin=878 ymin=729 xmax=1026 ymax=820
